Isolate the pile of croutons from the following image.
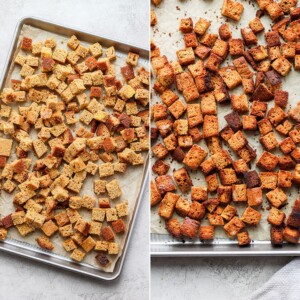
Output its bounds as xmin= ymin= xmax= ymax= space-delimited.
xmin=0 ymin=32 xmax=149 ymax=266
xmin=151 ymin=0 xmax=300 ymax=246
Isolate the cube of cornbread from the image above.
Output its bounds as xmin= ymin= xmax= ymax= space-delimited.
xmin=105 ymin=46 xmax=116 ymax=61
xmin=178 ymin=17 xmax=193 ymax=32
xmin=89 ymin=221 xmax=102 ymax=236
xmin=260 ymin=132 xmax=278 ymax=151
xmin=114 ymin=202 xmax=128 ymax=218
xmin=101 ymin=226 xmax=115 ymax=242
xmin=11 ymin=211 xmax=25 ymax=226
xmin=95 ymin=240 xmax=109 ymax=251
xmin=99 ymin=163 xmax=114 ymax=178
xmin=266 ymin=188 xmax=287 ymax=208
xmin=126 ymin=51 xmax=139 ymax=67
xmin=106 ymin=208 xmax=118 ymax=222
xmin=219 ymin=168 xmax=237 ymax=186
xmin=41 ymin=46 xmax=52 ymax=58
xmin=94 ymin=180 xmax=107 ymax=195
xmin=188 ymin=201 xmax=205 ymax=220
xmin=16 ymin=223 xmax=35 ymax=237
xmin=70 ymin=157 xmax=86 ymax=173
xmin=66 ymin=51 xmax=80 ymax=65
xmin=184 ymin=32 xmax=198 ymax=48
xmin=203 ymin=115 xmax=219 ymax=138
xmin=256 ymin=151 xmax=278 ymax=171
xmin=75 ymin=44 xmax=88 ymax=58
xmin=3 ymin=179 xmax=16 ymax=193
xmin=268 ymin=207 xmax=286 ymax=226
xmin=26 ymin=55 xmax=39 ymax=67
xmin=283 ymin=226 xmax=300 ymax=244
xmin=81 ymin=195 xmax=96 ymax=210
xmin=51 ymin=48 xmax=67 ymax=64
xmin=41 ymin=220 xmax=58 ymax=237
xmin=221 ymin=0 xmax=244 ymax=21
xmin=277 ymin=170 xmax=293 ymax=188
xmin=20 ymin=64 xmax=35 ymax=77
xmin=205 ymin=173 xmax=219 ymax=192
xmin=105 ymin=179 xmax=122 ymax=200
xmin=74 ymin=219 xmax=90 ymax=237
xmin=217 ymin=186 xmax=232 ymax=204
xmin=237 ymin=231 xmax=251 ymax=246
xmin=108 ymin=242 xmax=119 ymax=255
xmin=70 ymin=248 xmax=86 ymax=262
xmin=168 ymin=100 xmax=187 ymax=119
xmin=54 ymin=211 xmax=70 ymax=227
xmin=31 ymin=41 xmax=42 ymax=55
xmin=99 ymin=198 xmax=110 ymax=209
xmin=224 ymin=217 xmax=245 ymax=238
xmin=81 ymin=236 xmax=96 ymax=253
xmin=59 ymin=224 xmax=73 ymax=237
xmin=271 ymin=225 xmax=284 ymax=245
xmin=88 ymin=42 xmax=102 ymax=58
xmin=241 ymin=207 xmax=262 ymax=225
xmin=20 ymin=36 xmax=32 ymax=51
xmin=180 ymin=217 xmax=200 ymax=239
xmin=67 ymin=35 xmax=79 ymax=50
xmin=66 ymin=208 xmax=81 ymax=224
xmin=15 ymin=53 xmax=26 ymax=66
xmin=92 ymin=208 xmax=106 ymax=222
xmin=69 ymin=196 xmax=83 ymax=210
xmin=232 ymin=184 xmax=247 ymax=202
xmin=46 ymin=74 xmax=60 ymax=90
xmin=259 ymin=172 xmax=278 ymax=190
xmin=158 ymin=192 xmax=179 ymax=220
xmin=71 ymin=232 xmax=85 ymax=245
xmin=63 ymin=238 xmax=77 ymax=252
xmin=199 ymin=225 xmax=215 ymax=241
xmin=219 ymin=67 xmax=242 ymax=89
xmin=69 ymin=79 xmax=85 ymax=95
xmin=0 ymin=228 xmax=7 ymax=241
xmin=183 ymin=144 xmax=207 ymax=170
xmin=33 ymin=139 xmax=48 ymax=158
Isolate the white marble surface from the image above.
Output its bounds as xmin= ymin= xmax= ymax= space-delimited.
xmin=0 ymin=1 xmax=149 ymax=299
xmin=151 ymin=256 xmax=293 ymax=300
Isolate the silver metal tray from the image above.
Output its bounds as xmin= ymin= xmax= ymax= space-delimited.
xmin=151 ymin=234 xmax=300 ymax=257
xmin=0 ymin=16 xmax=149 ymax=280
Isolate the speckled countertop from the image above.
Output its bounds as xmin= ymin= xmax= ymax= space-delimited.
xmin=0 ymin=1 xmax=149 ymax=299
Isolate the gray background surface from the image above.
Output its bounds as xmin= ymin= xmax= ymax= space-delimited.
xmin=0 ymin=1 xmax=149 ymax=299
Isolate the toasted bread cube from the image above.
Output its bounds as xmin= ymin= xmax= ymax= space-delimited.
xmin=295 ymin=55 xmax=300 ymax=70
xmin=221 ymin=0 xmax=244 ymax=21
xmin=241 ymin=207 xmax=262 ymax=225
xmin=191 ymin=186 xmax=207 ymax=202
xmin=211 ymin=150 xmax=232 ymax=171
xmin=279 ymin=137 xmax=296 ymax=154
xmin=271 ymin=225 xmax=284 ymax=245
xmin=268 ymin=207 xmax=285 ymax=226
xmin=228 ymin=131 xmax=248 ymax=152
xmin=219 ymin=67 xmax=242 ymax=89
xmin=277 ymin=170 xmax=293 ymax=188
xmin=283 ymin=226 xmax=300 ymax=244
xmin=211 ymin=39 xmax=229 ymax=59
xmin=16 ymin=224 xmax=35 ymax=237
xmin=20 ymin=64 xmax=35 ymax=77
xmin=271 ymin=56 xmax=291 ymax=76
xmin=168 ymin=100 xmax=187 ymax=119
xmin=237 ymin=231 xmax=251 ymax=246
xmin=246 ymin=187 xmax=263 ymax=207
xmin=180 ymin=217 xmax=200 ymax=239
xmin=201 ymin=92 xmax=216 ymax=115
xmin=266 ymin=187 xmax=287 ymax=208
xmin=205 ymin=173 xmax=219 ymax=192
xmin=257 ymin=118 xmax=272 ymax=136
xmin=175 ymin=197 xmax=191 ymax=217
xmin=62 ymin=238 xmax=77 ymax=252
xmin=200 ymin=158 xmax=216 ymax=175
xmin=173 ymin=168 xmax=192 ymax=193
xmin=184 ymin=33 xmax=198 ymax=48
xmin=152 ymin=143 xmax=169 ymax=158
xmin=203 ymin=115 xmax=219 ymax=138
xmin=266 ymin=2 xmax=284 ymax=21
xmin=224 ymin=216 xmax=245 ymax=238
xmin=231 ymin=94 xmax=248 ymax=113
xmin=188 ymin=201 xmax=205 ymax=220
xmin=205 ymin=53 xmax=223 ymax=72
xmin=21 ymin=36 xmax=32 ymax=51
xmin=165 ymin=218 xmax=181 ymax=239
xmin=221 ymin=205 xmax=236 ymax=221
xmin=219 ymin=23 xmax=232 ymax=40
xmin=268 ymin=106 xmax=287 ymax=127
xmin=224 ymin=111 xmax=242 ymax=132
xmin=111 ymin=219 xmax=125 ymax=234
xmin=70 ymin=248 xmax=86 ymax=262
xmin=251 ymin=101 xmax=267 ymax=118
xmin=106 ymin=179 xmax=122 ymax=199
xmin=179 ymin=18 xmax=193 ymax=33
xmin=177 ymin=47 xmax=195 ymax=66
xmin=194 ymin=17 xmax=210 ymax=35
xmin=219 ymin=168 xmax=237 ymax=186
xmin=41 ymin=220 xmax=58 ymax=237
xmin=183 ymin=144 xmax=207 ymax=170
xmin=94 ymin=180 xmax=107 ymax=195
xmin=241 ymin=27 xmax=258 ymax=46
xmin=158 ymin=192 xmax=179 ymax=219
xmin=260 ymin=172 xmax=278 ymax=190
xmin=243 ymin=170 xmax=261 ymax=188
xmin=249 ymin=17 xmax=264 ymax=33
xmin=242 ymin=115 xmax=257 ymax=131
xmin=287 ymin=199 xmax=300 ymax=228
xmin=187 ymin=104 xmax=203 ymax=128
xmin=260 ymin=132 xmax=278 ymax=151
xmin=74 ymin=219 xmax=90 ymax=236
xmin=256 ymin=151 xmax=278 ymax=171
xmin=232 ymin=184 xmax=247 ymax=202
xmin=199 ymin=226 xmax=214 ymax=240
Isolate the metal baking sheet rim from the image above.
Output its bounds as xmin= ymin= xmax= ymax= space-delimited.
xmin=151 ymin=234 xmax=300 ymax=257
xmin=0 ymin=16 xmax=149 ymax=281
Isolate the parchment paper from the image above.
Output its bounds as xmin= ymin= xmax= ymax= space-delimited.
xmin=151 ymin=0 xmax=300 ymax=241
xmin=0 ymin=24 xmax=148 ymax=273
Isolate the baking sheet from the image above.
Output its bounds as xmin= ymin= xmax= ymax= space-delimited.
xmin=151 ymin=0 xmax=300 ymax=241
xmin=0 ymin=22 xmax=148 ymax=273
